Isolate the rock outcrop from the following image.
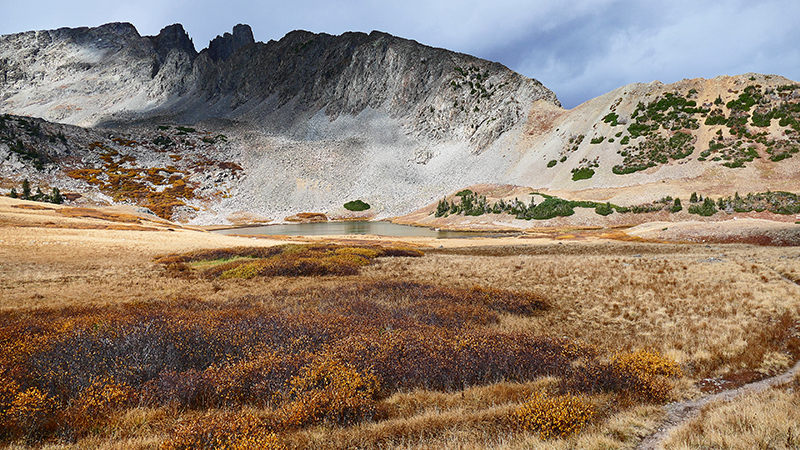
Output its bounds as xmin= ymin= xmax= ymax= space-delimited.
xmin=204 ymin=24 xmax=254 ymax=62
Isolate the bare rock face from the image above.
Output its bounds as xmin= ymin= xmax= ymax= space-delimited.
xmin=0 ymin=23 xmax=559 ymax=152
xmin=148 ymin=24 xmax=197 ymax=65
xmin=203 ymin=24 xmax=254 ymax=62
xmin=186 ymin=29 xmax=559 ymax=152
xmin=3 ymin=22 xmax=799 ymax=225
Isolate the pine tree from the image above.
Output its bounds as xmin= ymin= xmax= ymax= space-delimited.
xmin=9 ymin=188 xmax=17 ymax=198
xmin=670 ymin=197 xmax=682 ymax=213
xmin=435 ymin=198 xmax=450 ymax=217
xmin=690 ymin=192 xmax=698 ymax=203
xmin=51 ymin=187 xmax=63 ymax=204
xmin=21 ymin=179 xmax=31 ymax=200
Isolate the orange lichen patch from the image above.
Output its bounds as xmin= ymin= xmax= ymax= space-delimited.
xmin=87 ymin=141 xmax=112 ymax=151
xmin=111 ymin=137 xmax=138 ymax=147
xmin=285 ymin=213 xmax=328 ymax=223
xmin=58 ymin=207 xmax=142 ymax=223
xmin=169 ymin=154 xmax=183 ymax=162
xmin=99 ymin=150 xmax=119 ymax=164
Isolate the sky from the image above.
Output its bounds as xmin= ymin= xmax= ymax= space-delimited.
xmin=1 ymin=0 xmax=798 ymax=109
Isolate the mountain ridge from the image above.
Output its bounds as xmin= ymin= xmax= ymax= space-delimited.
xmin=1 ymin=22 xmax=799 ymax=225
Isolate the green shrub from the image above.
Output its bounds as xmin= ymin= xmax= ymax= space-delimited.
xmin=670 ymin=197 xmax=682 ymax=213
xmin=688 ymin=197 xmax=717 ymax=216
xmin=595 ymin=203 xmax=613 ymax=216
xmin=344 ymin=200 xmax=370 ymax=211
xmin=571 ymin=168 xmax=595 ymax=181
xmin=547 ymin=159 xmax=557 ymax=168
xmin=603 ymin=112 xmax=619 ymax=126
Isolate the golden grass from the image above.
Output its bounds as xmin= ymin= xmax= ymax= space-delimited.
xmin=58 ymin=207 xmax=142 ymax=223
xmin=1 ymin=216 xmax=799 ymax=449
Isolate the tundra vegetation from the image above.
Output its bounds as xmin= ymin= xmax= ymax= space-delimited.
xmin=1 ymin=224 xmax=799 ymax=449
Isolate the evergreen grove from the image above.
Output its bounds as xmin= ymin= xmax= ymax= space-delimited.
xmin=434 ymin=190 xmax=800 ymax=220
xmin=8 ymin=178 xmax=63 ymax=204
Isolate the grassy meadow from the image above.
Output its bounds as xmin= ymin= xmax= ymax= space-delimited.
xmin=1 ymin=210 xmax=799 ymax=449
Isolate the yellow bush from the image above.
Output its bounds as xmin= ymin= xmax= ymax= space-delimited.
xmin=326 ymin=253 xmax=371 ymax=267
xmin=515 ymin=391 xmax=596 ymax=439
xmin=68 ymin=377 xmax=133 ymax=433
xmin=3 ymin=386 xmax=55 ymax=438
xmin=612 ymin=350 xmax=682 ymax=403
xmin=284 ymin=358 xmax=379 ymax=427
xmin=219 ymin=260 xmax=269 ymax=279
xmin=613 ymin=350 xmax=682 ymax=378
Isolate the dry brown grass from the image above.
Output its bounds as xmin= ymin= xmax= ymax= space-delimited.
xmin=386 ymin=243 xmax=800 ymax=380
xmin=1 ymin=205 xmax=799 ymax=449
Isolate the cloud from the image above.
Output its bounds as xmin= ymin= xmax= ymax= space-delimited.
xmin=509 ymin=0 xmax=800 ymax=107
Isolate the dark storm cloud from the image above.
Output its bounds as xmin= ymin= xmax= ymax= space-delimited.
xmin=1 ymin=0 xmax=798 ymax=108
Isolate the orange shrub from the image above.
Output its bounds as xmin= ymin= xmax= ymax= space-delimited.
xmin=283 ymin=358 xmax=380 ymax=427
xmin=566 ymin=349 xmax=682 ymax=404
xmin=67 ymin=377 xmax=133 ymax=434
xmin=515 ymin=391 xmax=596 ymax=439
xmin=1 ymin=386 xmax=55 ymax=440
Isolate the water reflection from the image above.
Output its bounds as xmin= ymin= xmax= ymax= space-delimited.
xmin=213 ymin=221 xmax=513 ymax=238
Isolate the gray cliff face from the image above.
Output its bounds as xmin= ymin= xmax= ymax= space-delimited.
xmin=184 ymin=29 xmax=559 ymax=153
xmin=0 ymin=23 xmax=559 ymax=152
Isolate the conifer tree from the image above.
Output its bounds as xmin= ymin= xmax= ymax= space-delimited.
xmin=21 ymin=179 xmax=31 ymax=200
xmin=51 ymin=187 xmax=63 ymax=204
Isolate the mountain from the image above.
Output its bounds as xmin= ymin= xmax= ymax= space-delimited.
xmin=1 ymin=23 xmax=799 ymax=224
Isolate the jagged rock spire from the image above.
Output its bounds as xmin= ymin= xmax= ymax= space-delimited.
xmin=205 ymin=24 xmax=255 ymax=62
xmin=148 ymin=24 xmax=197 ymax=63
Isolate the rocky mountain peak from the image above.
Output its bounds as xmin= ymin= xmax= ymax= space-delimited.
xmin=148 ymin=23 xmax=197 ymax=63
xmin=204 ymin=23 xmax=255 ymax=62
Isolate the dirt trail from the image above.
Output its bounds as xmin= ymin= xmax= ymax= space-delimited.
xmin=635 ymin=359 xmax=800 ymax=450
